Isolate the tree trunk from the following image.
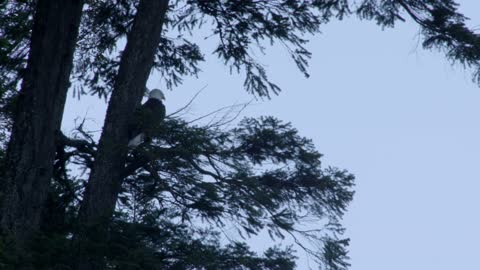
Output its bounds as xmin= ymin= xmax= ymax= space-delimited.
xmin=73 ymin=0 xmax=169 ymax=269
xmin=0 ymin=0 xmax=83 ymax=253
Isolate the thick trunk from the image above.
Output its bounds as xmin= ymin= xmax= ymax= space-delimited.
xmin=73 ymin=0 xmax=169 ymax=269
xmin=0 ymin=0 xmax=83 ymax=252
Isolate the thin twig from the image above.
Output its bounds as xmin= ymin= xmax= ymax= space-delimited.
xmin=167 ymin=84 xmax=208 ymax=117
xmin=186 ymin=102 xmax=251 ymax=125
xmin=206 ymin=99 xmax=254 ymax=128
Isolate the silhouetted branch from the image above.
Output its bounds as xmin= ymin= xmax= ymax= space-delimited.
xmin=186 ymin=102 xmax=251 ymax=125
xmin=56 ymin=131 xmax=96 ymax=156
xmin=205 ymin=99 xmax=253 ymax=128
xmin=167 ymin=84 xmax=208 ymax=118
xmin=123 ymin=145 xmax=187 ymax=178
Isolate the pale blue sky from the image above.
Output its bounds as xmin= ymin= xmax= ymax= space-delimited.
xmin=63 ymin=2 xmax=480 ymax=269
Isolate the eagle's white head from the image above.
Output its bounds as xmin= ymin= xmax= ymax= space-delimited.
xmin=149 ymin=89 xmax=165 ymax=101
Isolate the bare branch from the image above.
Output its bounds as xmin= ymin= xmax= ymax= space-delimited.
xmin=55 ymin=130 xmax=96 ymax=157
xmin=186 ymin=102 xmax=251 ymax=125
xmin=167 ymin=84 xmax=208 ymax=118
xmin=206 ymin=99 xmax=253 ymax=128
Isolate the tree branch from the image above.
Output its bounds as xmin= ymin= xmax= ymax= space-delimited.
xmin=55 ymin=130 xmax=96 ymax=157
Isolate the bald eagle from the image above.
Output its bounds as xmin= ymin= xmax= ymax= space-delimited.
xmin=128 ymin=88 xmax=166 ymax=147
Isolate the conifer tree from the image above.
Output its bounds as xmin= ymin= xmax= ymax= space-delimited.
xmin=1 ymin=0 xmax=479 ymax=269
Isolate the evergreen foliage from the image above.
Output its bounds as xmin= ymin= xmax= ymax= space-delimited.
xmin=1 ymin=1 xmax=479 ymax=102
xmin=0 ymin=1 xmax=34 ymax=147
xmin=39 ymin=116 xmax=354 ymax=269
xmin=0 ymin=0 xmax=479 ymax=269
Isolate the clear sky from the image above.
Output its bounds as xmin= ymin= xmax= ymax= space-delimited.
xmin=62 ymin=1 xmax=480 ymax=269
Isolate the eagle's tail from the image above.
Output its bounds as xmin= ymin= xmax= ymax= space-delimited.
xmin=128 ymin=133 xmax=145 ymax=147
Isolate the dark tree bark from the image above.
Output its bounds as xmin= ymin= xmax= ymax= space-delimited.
xmin=0 ymin=0 xmax=84 ymax=252
xmin=73 ymin=0 xmax=169 ymax=269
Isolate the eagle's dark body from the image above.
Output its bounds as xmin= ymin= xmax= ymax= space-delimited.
xmin=128 ymin=96 xmax=166 ymax=147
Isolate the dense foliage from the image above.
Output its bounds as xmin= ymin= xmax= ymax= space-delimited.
xmin=0 ymin=1 xmax=34 ymax=148
xmin=2 ymin=0 xmax=479 ymax=103
xmin=0 ymin=0 xmax=479 ymax=269
xmin=73 ymin=0 xmax=480 ymax=99
xmin=38 ymin=116 xmax=353 ymax=269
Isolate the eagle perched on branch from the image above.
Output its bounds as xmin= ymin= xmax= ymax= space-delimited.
xmin=128 ymin=88 xmax=166 ymax=147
